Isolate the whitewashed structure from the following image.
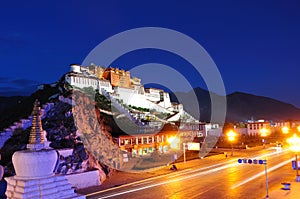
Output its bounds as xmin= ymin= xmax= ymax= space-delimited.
xmin=65 ymin=64 xmax=197 ymax=123
xmin=5 ymin=100 xmax=85 ymax=199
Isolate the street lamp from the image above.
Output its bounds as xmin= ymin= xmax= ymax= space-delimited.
xmin=282 ymin=126 xmax=289 ymax=134
xmin=297 ymin=125 xmax=300 ymax=133
xmin=167 ymin=136 xmax=180 ymax=150
xmin=227 ymin=130 xmax=236 ymax=156
xmin=286 ymin=133 xmax=300 ymax=182
xmin=260 ymin=128 xmax=269 ymax=149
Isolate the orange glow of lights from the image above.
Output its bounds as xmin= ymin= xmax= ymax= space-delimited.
xmin=167 ymin=136 xmax=180 ymax=149
xmin=260 ymin=128 xmax=269 ymax=137
xmin=167 ymin=136 xmax=175 ymax=144
xmin=287 ymin=134 xmax=300 ymax=152
xmin=227 ymin=130 xmax=236 ymax=142
xmin=282 ymin=126 xmax=289 ymax=134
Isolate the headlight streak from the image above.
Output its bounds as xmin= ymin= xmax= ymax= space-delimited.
xmin=88 ymin=149 xmax=291 ymax=198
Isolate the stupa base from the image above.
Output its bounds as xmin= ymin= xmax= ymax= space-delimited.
xmin=5 ymin=174 xmax=85 ymax=199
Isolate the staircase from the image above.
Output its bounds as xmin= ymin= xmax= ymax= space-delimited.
xmin=101 ymin=89 xmax=145 ymax=127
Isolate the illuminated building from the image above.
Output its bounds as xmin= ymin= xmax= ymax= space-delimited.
xmin=65 ymin=64 xmax=198 ymax=123
xmin=247 ymin=120 xmax=270 ymax=136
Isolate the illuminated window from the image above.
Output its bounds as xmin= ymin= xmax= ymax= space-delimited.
xmin=143 ymin=138 xmax=148 ymax=144
xmin=124 ymin=139 xmax=129 ymax=145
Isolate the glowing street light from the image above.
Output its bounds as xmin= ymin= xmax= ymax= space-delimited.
xmin=227 ymin=130 xmax=236 ymax=156
xmin=287 ymin=134 xmax=300 ymax=182
xmin=260 ymin=128 xmax=269 ymax=137
xmin=227 ymin=130 xmax=236 ymax=141
xmin=282 ymin=126 xmax=290 ymax=134
xmin=287 ymin=134 xmax=300 ymax=153
xmin=167 ymin=136 xmax=175 ymax=144
xmin=167 ymin=136 xmax=180 ymax=150
xmin=260 ymin=128 xmax=269 ymax=149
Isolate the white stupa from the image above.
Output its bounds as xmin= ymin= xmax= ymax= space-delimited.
xmin=5 ymin=100 xmax=85 ymax=199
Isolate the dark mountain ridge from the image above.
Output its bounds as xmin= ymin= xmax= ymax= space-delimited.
xmin=0 ymin=84 xmax=59 ymax=130
xmin=170 ymin=87 xmax=300 ymax=122
xmin=227 ymin=91 xmax=300 ymax=121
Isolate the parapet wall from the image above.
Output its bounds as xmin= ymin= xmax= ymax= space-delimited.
xmin=65 ymin=169 xmax=101 ymax=189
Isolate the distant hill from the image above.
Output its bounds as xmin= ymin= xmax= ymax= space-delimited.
xmin=227 ymin=92 xmax=300 ymax=121
xmin=0 ymin=83 xmax=60 ymax=130
xmin=0 ymin=96 xmax=26 ymax=114
xmin=170 ymin=87 xmax=300 ymax=122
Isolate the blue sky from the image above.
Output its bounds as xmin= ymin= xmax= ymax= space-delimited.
xmin=1 ymin=1 xmax=300 ymax=107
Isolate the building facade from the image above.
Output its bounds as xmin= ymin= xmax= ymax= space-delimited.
xmin=247 ymin=120 xmax=271 ymax=136
xmin=65 ymin=64 xmax=195 ymax=123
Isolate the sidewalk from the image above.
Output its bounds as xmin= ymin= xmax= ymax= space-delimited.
xmin=267 ymin=181 xmax=300 ymax=199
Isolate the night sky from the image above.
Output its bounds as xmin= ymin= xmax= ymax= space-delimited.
xmin=1 ymin=1 xmax=300 ymax=107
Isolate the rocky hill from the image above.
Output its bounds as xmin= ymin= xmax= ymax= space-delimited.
xmin=0 ymin=79 xmax=120 ymax=179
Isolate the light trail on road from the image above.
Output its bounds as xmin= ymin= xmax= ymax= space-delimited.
xmin=87 ymin=148 xmax=293 ymax=199
xmin=231 ymin=157 xmax=294 ymax=189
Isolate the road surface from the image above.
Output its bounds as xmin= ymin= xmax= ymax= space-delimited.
xmin=84 ymin=147 xmax=296 ymax=199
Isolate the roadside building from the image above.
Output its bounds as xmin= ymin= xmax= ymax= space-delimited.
xmin=247 ymin=119 xmax=271 ymax=136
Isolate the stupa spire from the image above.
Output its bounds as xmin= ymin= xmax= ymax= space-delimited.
xmin=27 ymin=99 xmax=45 ymax=151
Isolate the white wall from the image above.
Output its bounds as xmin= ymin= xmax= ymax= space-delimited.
xmin=99 ymin=80 xmax=113 ymax=93
xmin=145 ymin=93 xmax=160 ymax=102
xmin=65 ymin=169 xmax=102 ymax=189
xmin=66 ymin=74 xmax=98 ymax=90
xmin=207 ymin=128 xmax=222 ymax=137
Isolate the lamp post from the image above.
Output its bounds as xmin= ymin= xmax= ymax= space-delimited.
xmin=227 ymin=130 xmax=236 ymax=156
xmin=167 ymin=136 xmax=180 ymax=165
xmin=280 ymin=126 xmax=290 ymax=145
xmin=260 ymin=128 xmax=269 ymax=149
xmin=287 ymin=133 xmax=300 ymax=182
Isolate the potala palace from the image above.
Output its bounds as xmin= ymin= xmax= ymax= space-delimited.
xmin=65 ymin=64 xmax=198 ymax=123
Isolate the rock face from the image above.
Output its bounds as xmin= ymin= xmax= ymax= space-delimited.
xmin=0 ymin=93 xmax=111 ymax=182
xmin=72 ymin=90 xmax=124 ymax=170
xmin=0 ymin=79 xmax=124 ymax=184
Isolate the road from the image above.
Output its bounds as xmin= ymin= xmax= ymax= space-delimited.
xmin=85 ymin=147 xmax=296 ymax=199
